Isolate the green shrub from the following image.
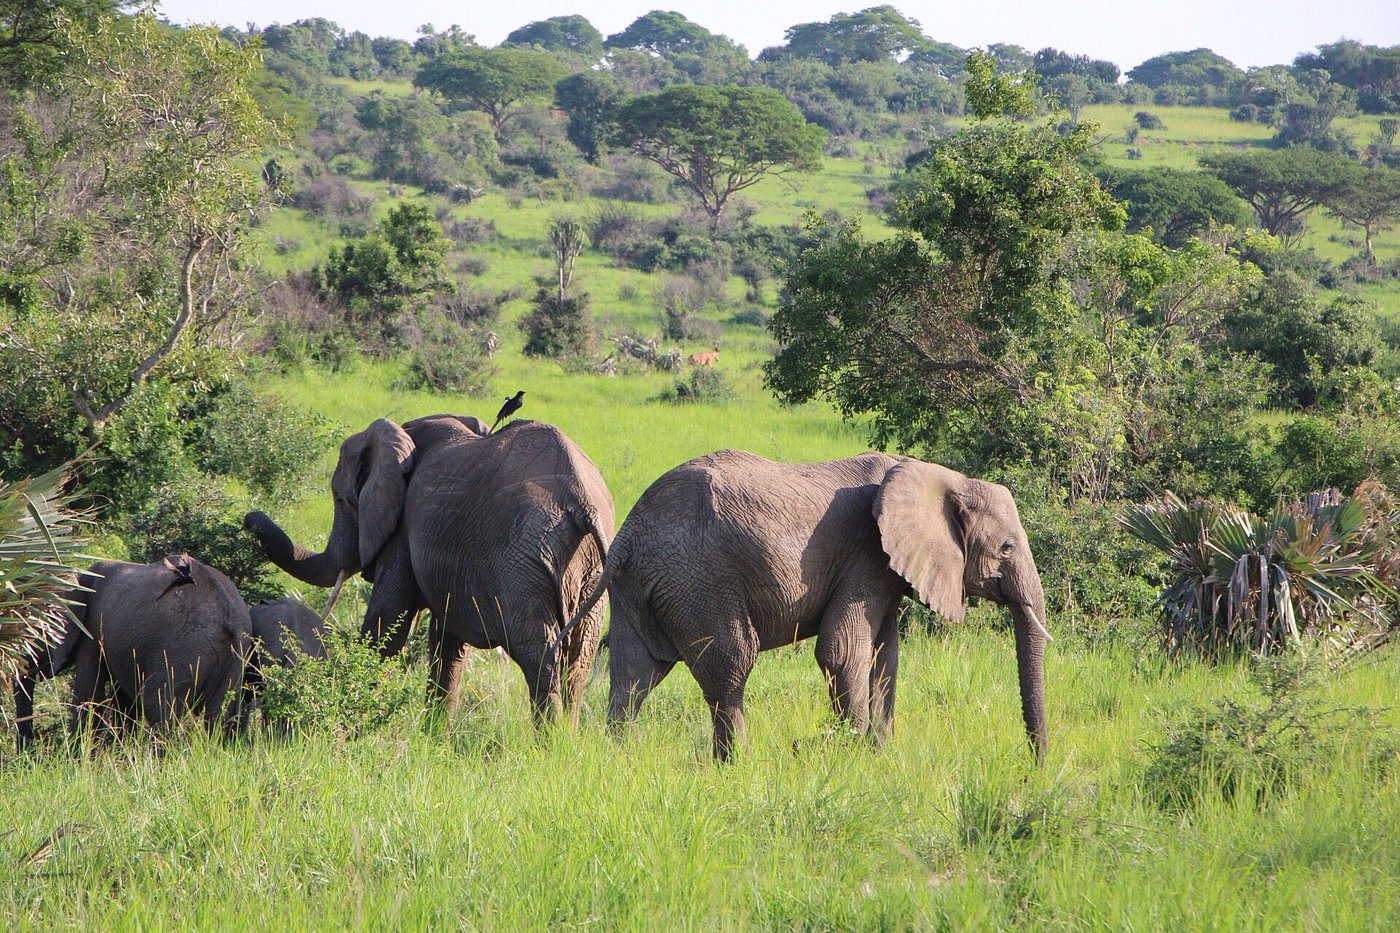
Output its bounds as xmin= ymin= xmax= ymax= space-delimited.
xmin=397 ymin=311 xmax=497 ymax=394
xmin=190 ymin=384 xmax=329 ymax=508
xmin=258 ymin=621 xmax=419 ymax=739
xmin=519 ymin=288 xmax=592 ymax=359
xmin=1142 ymin=653 xmax=1392 ymax=811
xmin=1134 ymin=110 xmax=1165 ymax=130
xmin=659 ymin=366 xmax=734 ymax=404
xmin=1120 ymin=485 xmax=1399 ymax=657
xmin=119 ymin=478 xmax=279 ymax=602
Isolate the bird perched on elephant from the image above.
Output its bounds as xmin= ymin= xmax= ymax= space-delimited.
xmin=14 ymin=556 xmax=253 ymax=749
xmin=561 ymin=450 xmax=1050 ymax=761
xmin=244 ymin=415 xmax=614 ymax=723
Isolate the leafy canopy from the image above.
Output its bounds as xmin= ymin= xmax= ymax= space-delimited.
xmin=610 ymin=84 xmax=825 ymax=223
xmin=414 ymin=46 xmax=566 ymax=137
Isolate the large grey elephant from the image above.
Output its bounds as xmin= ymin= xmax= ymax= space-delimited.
xmin=564 ymin=450 xmax=1050 ymax=761
xmin=244 ymin=415 xmax=614 ymax=722
xmin=14 ymin=556 xmax=253 ymax=748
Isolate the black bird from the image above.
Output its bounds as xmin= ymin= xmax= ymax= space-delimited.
xmin=491 ymin=390 xmax=525 ymax=431
xmin=157 ymin=555 xmax=198 ymax=601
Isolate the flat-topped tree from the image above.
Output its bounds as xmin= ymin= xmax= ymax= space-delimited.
xmin=1199 ymin=147 xmax=1351 ymax=242
xmin=504 ymin=15 xmax=603 ymax=60
xmin=609 ymin=84 xmax=825 ymax=225
xmin=414 ymin=46 xmax=566 ymax=140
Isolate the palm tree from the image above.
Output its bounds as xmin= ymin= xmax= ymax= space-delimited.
xmin=0 ymin=466 xmax=93 ymax=686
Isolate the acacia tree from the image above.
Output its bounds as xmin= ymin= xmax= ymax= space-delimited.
xmin=1323 ymin=162 xmax=1400 ymax=265
xmin=1199 ymin=147 xmax=1350 ymax=241
xmin=610 ymin=84 xmax=825 ymax=225
xmin=414 ymin=46 xmax=566 ymax=140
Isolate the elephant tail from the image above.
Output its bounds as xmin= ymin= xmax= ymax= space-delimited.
xmin=548 ymin=522 xmax=626 ymax=671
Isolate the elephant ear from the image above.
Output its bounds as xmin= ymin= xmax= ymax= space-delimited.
xmin=351 ymin=419 xmax=416 ymax=569
xmin=873 ymin=460 xmax=967 ymax=624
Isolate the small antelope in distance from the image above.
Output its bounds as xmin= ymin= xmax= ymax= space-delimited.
xmin=687 ymin=345 xmax=720 ymax=367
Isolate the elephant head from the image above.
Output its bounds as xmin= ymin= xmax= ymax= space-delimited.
xmin=245 ymin=418 xmax=416 ymax=590
xmin=873 ymin=460 xmax=1050 ymax=759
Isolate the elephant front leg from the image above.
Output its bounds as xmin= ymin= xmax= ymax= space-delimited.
xmin=815 ymin=604 xmax=875 ymax=735
xmin=362 ymin=536 xmax=424 ymax=655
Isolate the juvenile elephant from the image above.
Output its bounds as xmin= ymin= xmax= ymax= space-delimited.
xmin=245 ymin=415 xmax=614 ymax=723
xmin=249 ymin=597 xmax=328 ymax=668
xmin=14 ymin=556 xmax=253 ymax=749
xmin=564 ymin=450 xmax=1050 ymax=761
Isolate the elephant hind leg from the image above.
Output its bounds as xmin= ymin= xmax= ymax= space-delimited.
xmin=605 ymin=615 xmax=676 ymax=728
xmin=680 ymin=619 xmax=758 ymax=762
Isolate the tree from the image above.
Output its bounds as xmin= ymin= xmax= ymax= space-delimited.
xmin=1099 ymin=166 xmax=1253 ymax=246
xmin=604 ymin=11 xmax=726 ymax=57
xmin=414 ymin=46 xmax=566 ymax=139
xmin=0 ymin=0 xmax=130 ymax=87
xmin=776 ymin=6 xmax=930 ymax=65
xmin=505 ymin=15 xmax=603 ymax=60
xmin=610 ymin=85 xmax=825 ymax=225
xmin=555 ymin=71 xmax=627 ymax=163
xmin=1044 ymin=73 xmax=1092 ymax=122
xmin=0 ymin=13 xmax=281 ymax=447
xmin=1126 ymin=48 xmax=1241 ymax=90
xmin=1199 ymin=147 xmax=1350 ymax=241
xmin=1324 ymin=162 xmax=1400 ymax=264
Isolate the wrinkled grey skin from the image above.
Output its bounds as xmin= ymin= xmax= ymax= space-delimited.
xmin=565 ymin=450 xmax=1049 ymax=761
xmin=245 ymin=415 xmax=614 ymax=723
xmin=249 ymin=597 xmax=328 ymax=668
xmin=14 ymin=557 xmax=253 ymax=749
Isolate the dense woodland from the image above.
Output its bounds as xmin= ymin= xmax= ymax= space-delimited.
xmin=4 ymin=3 xmax=1400 ymax=927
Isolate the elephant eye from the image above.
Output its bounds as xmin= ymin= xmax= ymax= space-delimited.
xmin=999 ymin=541 xmax=1015 ymax=556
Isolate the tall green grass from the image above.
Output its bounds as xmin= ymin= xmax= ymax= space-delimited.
xmin=5 ymin=628 xmax=1398 ymax=928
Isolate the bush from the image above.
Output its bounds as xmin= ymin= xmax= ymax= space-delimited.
xmin=258 ymin=621 xmax=419 ymax=739
xmin=119 ymin=477 xmax=280 ymax=602
xmin=190 ymin=384 xmax=329 ymax=508
xmin=1134 ymin=110 xmax=1165 ymax=130
xmin=659 ymin=367 xmax=734 ymax=404
xmin=519 ymin=288 xmax=593 ymax=359
xmin=396 ymin=311 xmax=498 ymax=394
xmin=1143 ymin=654 xmax=1393 ymax=811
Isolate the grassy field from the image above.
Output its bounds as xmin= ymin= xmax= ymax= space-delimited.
xmin=5 ymin=627 xmax=1399 ymax=928
xmin=8 ymin=90 xmax=1400 ymax=929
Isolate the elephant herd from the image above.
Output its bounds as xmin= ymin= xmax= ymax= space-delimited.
xmin=14 ymin=412 xmax=1051 ymax=762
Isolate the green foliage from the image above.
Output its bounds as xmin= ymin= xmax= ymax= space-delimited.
xmin=1199 ymin=147 xmax=1352 ymax=240
xmin=257 ymin=621 xmax=419 ymax=739
xmin=318 ymin=202 xmax=454 ymax=342
xmin=962 ymin=49 xmax=1038 ymax=119
xmin=119 ymin=477 xmax=280 ymax=602
xmin=659 ymin=366 xmax=735 ymax=404
xmin=1322 ymin=161 xmax=1400 ymax=264
xmin=776 ymin=6 xmax=931 ymax=66
xmin=1120 ymin=486 xmax=1398 ymax=657
xmin=555 ymin=72 xmax=627 ymax=164
xmin=610 ymin=85 xmax=826 ymax=222
xmin=0 ymin=0 xmax=129 ymax=88
xmin=1224 ymin=271 xmax=1382 ymax=406
xmin=0 ymin=464 xmax=92 ymax=685
xmin=1144 ymin=654 xmax=1392 ymax=811
xmin=397 ymin=312 xmax=497 ymax=394
xmin=519 ymin=289 xmax=592 ymax=359
xmin=1126 ymin=48 xmax=1242 ymax=90
xmin=604 ymin=10 xmax=729 ymax=57
xmin=189 ymin=384 xmax=329 ymax=508
xmin=1134 ymin=110 xmax=1165 ymax=129
xmin=414 ymin=46 xmax=566 ymax=138
xmin=504 ymin=15 xmax=603 ymax=60
xmin=1098 ymin=165 xmax=1252 ymax=245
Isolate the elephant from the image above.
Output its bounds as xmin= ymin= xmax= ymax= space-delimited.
xmin=562 ymin=450 xmax=1050 ymax=761
xmin=249 ymin=597 xmax=328 ymax=668
xmin=14 ymin=556 xmax=253 ymax=749
xmin=244 ymin=415 xmax=614 ymax=723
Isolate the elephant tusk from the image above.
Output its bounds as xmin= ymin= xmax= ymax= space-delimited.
xmin=320 ymin=569 xmax=350 ymax=623
xmin=1024 ymin=607 xmax=1054 ymax=643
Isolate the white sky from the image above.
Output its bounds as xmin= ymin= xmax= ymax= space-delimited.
xmin=153 ymin=1 xmax=1400 ymax=72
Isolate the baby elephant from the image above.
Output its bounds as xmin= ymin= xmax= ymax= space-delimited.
xmin=15 ymin=556 xmax=253 ymax=749
xmin=249 ymin=597 xmax=328 ymax=669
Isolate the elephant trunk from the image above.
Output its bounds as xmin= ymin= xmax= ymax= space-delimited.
xmin=244 ymin=511 xmax=349 ymax=588
xmin=1011 ymin=600 xmax=1049 ymax=763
